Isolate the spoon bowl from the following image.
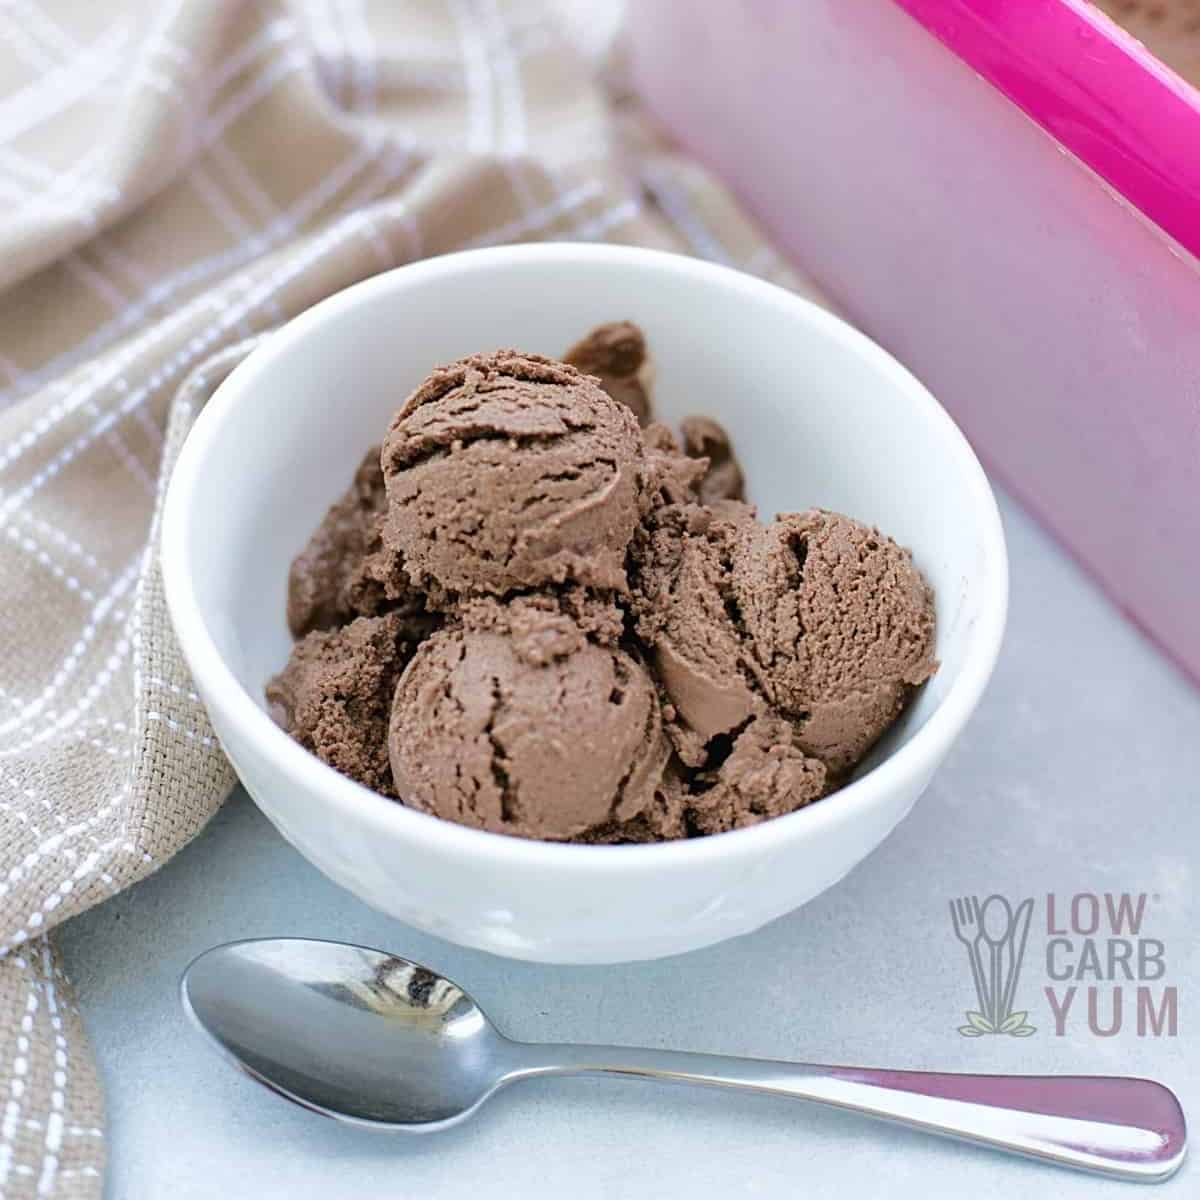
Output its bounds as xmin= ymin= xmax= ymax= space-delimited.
xmin=182 ymin=938 xmax=510 ymax=1129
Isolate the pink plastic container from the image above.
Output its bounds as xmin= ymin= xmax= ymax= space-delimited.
xmin=632 ymin=0 xmax=1200 ymax=686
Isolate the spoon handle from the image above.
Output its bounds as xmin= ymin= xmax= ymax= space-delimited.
xmin=514 ymin=1046 xmax=1185 ymax=1181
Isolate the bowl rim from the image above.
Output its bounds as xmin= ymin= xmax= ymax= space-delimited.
xmin=160 ymin=242 xmax=1008 ymax=872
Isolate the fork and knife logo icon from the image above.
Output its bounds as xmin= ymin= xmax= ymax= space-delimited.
xmin=950 ymin=895 xmax=1037 ymax=1037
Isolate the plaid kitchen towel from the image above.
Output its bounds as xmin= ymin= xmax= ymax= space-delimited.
xmin=0 ymin=1 xmax=829 ymax=1194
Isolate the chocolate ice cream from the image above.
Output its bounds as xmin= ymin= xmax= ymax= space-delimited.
xmin=388 ymin=596 xmax=669 ymax=841
xmin=682 ymin=715 xmax=827 ymax=834
xmin=587 ymin=715 xmax=826 ymax=839
xmin=286 ymin=447 xmax=422 ymax=638
xmin=563 ymin=320 xmax=653 ymax=426
xmin=381 ymin=351 xmax=647 ymax=601
xmin=630 ymin=501 xmax=936 ymax=779
xmin=1091 ymin=1 xmax=1200 ymax=89
xmin=642 ymin=421 xmax=710 ymax=506
xmin=268 ymin=321 xmax=937 ymax=843
xmin=680 ymin=415 xmax=745 ymax=505
xmin=734 ymin=510 xmax=936 ymax=774
xmin=266 ymin=610 xmax=435 ymax=797
xmin=629 ymin=499 xmax=761 ymax=767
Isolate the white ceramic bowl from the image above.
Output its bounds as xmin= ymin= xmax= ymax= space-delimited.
xmin=161 ymin=244 xmax=1007 ymax=964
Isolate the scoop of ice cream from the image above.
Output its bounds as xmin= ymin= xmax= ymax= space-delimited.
xmin=388 ymin=595 xmax=669 ymax=841
xmin=573 ymin=713 xmax=826 ymax=841
xmin=680 ymin=415 xmax=745 ymax=505
xmin=632 ymin=503 xmax=935 ymax=777
xmin=683 ymin=716 xmax=826 ymax=834
xmin=733 ymin=510 xmax=937 ymax=775
xmin=573 ymin=766 xmax=688 ymax=844
xmin=642 ymin=421 xmax=709 ymax=507
xmin=287 ymin=447 xmax=423 ymax=637
xmin=563 ymin=321 xmax=653 ymax=426
xmin=267 ymin=611 xmax=436 ymax=797
xmin=630 ymin=500 xmax=763 ymax=767
xmin=382 ymin=352 xmax=646 ymax=600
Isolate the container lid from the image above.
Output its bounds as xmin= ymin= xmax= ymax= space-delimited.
xmin=894 ymin=0 xmax=1200 ymax=262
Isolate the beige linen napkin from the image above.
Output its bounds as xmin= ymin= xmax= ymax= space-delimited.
xmin=0 ymin=2 xmax=826 ymax=1194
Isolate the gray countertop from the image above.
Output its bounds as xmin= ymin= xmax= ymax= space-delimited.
xmin=59 ymin=490 xmax=1199 ymax=1198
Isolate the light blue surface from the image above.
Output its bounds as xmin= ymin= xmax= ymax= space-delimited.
xmin=59 ymin=492 xmax=1198 ymax=1198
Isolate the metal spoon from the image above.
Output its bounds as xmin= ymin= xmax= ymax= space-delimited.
xmin=181 ymin=938 xmax=1186 ymax=1182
